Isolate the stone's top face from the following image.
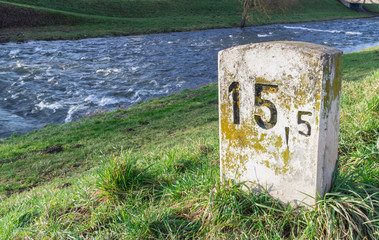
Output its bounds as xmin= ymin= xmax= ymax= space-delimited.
xmin=218 ymin=42 xmax=342 ymax=87
xmin=218 ymin=41 xmax=342 ymax=206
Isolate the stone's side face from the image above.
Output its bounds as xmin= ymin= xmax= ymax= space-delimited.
xmin=218 ymin=41 xmax=342 ymax=206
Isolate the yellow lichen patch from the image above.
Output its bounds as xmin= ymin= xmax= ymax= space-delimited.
xmin=322 ymin=54 xmax=342 ymax=117
xmin=266 ymin=86 xmax=278 ymax=94
xmin=332 ymin=56 xmax=343 ymax=100
xmin=275 ymin=135 xmax=283 ymax=148
xmin=220 ymin=102 xmax=258 ymax=172
xmin=261 ymin=149 xmax=291 ymax=175
xmin=315 ymin=94 xmax=321 ymax=125
xmin=255 ymin=77 xmax=273 ymax=85
xmin=262 ymin=154 xmax=290 ymax=175
xmin=259 ymin=134 xmax=292 ymax=175
xmin=220 ymin=104 xmax=258 ymax=147
xmin=235 ymin=84 xmax=240 ymax=108
xmin=222 ymin=150 xmax=248 ymax=177
xmin=252 ymin=133 xmax=268 ymax=154
xmin=281 ymin=148 xmax=290 ymax=174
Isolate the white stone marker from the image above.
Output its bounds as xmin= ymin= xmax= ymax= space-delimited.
xmin=218 ymin=41 xmax=342 ymax=206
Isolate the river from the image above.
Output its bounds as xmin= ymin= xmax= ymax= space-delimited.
xmin=0 ymin=17 xmax=378 ymax=138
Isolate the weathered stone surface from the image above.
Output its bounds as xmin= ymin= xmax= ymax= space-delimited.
xmin=218 ymin=41 xmax=342 ymax=206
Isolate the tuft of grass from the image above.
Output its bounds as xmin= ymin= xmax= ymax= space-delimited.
xmin=96 ymin=150 xmax=159 ymax=201
xmin=306 ymin=159 xmax=379 ymax=239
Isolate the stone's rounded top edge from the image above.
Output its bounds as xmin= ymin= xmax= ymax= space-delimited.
xmin=219 ymin=41 xmax=343 ymax=56
xmin=270 ymin=41 xmax=343 ymax=55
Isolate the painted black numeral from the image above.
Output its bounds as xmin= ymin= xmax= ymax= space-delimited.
xmin=285 ymin=127 xmax=289 ymax=147
xmin=227 ymin=82 xmax=313 ymax=138
xmin=254 ymin=83 xmax=278 ymax=129
xmin=228 ymin=82 xmax=240 ymax=124
xmin=297 ymin=111 xmax=312 ymax=136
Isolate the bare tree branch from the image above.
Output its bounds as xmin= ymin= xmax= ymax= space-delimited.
xmin=238 ymin=0 xmax=299 ymax=28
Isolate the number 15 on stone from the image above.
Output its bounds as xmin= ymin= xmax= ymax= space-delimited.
xmin=218 ymin=42 xmax=342 ymax=206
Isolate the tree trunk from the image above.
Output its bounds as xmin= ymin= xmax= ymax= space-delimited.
xmin=240 ymin=0 xmax=251 ymax=28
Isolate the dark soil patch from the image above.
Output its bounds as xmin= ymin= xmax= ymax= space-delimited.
xmin=42 ymin=146 xmax=63 ymax=154
xmin=60 ymin=183 xmax=72 ymax=188
xmin=208 ymin=100 xmax=218 ymax=105
xmin=68 ymin=206 xmax=91 ymax=216
xmin=0 ymin=3 xmax=80 ymax=28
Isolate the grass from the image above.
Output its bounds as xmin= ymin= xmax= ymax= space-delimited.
xmin=364 ymin=4 xmax=379 ymax=13
xmin=0 ymin=46 xmax=378 ymax=238
xmin=0 ymin=0 xmax=372 ymax=42
xmin=0 ymin=83 xmax=219 ymax=194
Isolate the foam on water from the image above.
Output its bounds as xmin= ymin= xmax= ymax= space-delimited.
xmin=9 ymin=49 xmax=20 ymax=56
xmin=65 ymin=104 xmax=86 ymax=123
xmin=283 ymin=25 xmax=363 ymax=35
xmin=36 ymin=101 xmax=63 ymax=111
xmin=258 ymin=34 xmax=271 ymax=38
xmin=99 ymin=97 xmax=118 ymax=106
xmin=95 ymin=68 xmax=121 ymax=76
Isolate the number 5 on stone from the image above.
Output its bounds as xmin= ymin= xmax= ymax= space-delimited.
xmin=254 ymin=83 xmax=278 ymax=129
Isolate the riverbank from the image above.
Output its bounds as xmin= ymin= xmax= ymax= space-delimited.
xmin=0 ymin=47 xmax=378 ymax=238
xmin=0 ymin=0 xmax=377 ymax=42
xmin=1 ymin=17 xmax=378 ymax=139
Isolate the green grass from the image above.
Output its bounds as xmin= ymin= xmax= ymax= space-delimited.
xmin=0 ymin=47 xmax=378 ymax=239
xmin=2 ymin=0 xmax=243 ymax=18
xmin=0 ymin=83 xmax=219 ymax=194
xmin=364 ymin=4 xmax=379 ymax=13
xmin=0 ymin=0 xmax=371 ymax=42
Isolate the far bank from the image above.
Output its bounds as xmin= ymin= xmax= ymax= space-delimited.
xmin=0 ymin=0 xmax=377 ymax=42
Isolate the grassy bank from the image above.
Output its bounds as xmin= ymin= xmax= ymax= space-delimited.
xmin=0 ymin=0 xmax=373 ymax=42
xmin=0 ymin=47 xmax=378 ymax=238
xmin=364 ymin=4 xmax=379 ymax=13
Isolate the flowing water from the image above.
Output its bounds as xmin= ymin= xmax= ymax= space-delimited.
xmin=0 ymin=17 xmax=378 ymax=138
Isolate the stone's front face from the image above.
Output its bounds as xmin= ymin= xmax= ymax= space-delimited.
xmin=218 ymin=41 xmax=342 ymax=206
